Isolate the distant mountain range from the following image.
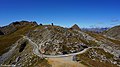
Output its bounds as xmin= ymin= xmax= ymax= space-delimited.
xmin=0 ymin=21 xmax=120 ymax=67
xmin=81 ymin=27 xmax=110 ymax=33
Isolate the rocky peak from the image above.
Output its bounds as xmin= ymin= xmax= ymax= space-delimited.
xmin=70 ymin=24 xmax=81 ymax=31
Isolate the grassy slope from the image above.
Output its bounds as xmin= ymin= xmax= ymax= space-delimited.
xmin=0 ymin=25 xmax=36 ymax=55
xmin=103 ymin=25 xmax=120 ymax=39
xmin=86 ymin=31 xmax=120 ymax=46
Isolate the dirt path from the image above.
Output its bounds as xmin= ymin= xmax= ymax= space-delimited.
xmin=47 ymin=56 xmax=87 ymax=67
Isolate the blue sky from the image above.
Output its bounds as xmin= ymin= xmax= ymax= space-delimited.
xmin=0 ymin=0 xmax=120 ymax=28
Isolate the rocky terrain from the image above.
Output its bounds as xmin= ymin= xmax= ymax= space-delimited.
xmin=0 ymin=21 xmax=120 ymax=67
xmin=27 ymin=25 xmax=88 ymax=55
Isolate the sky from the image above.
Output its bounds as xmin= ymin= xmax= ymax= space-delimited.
xmin=0 ymin=0 xmax=120 ymax=28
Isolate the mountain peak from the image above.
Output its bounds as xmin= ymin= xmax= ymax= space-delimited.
xmin=70 ymin=24 xmax=81 ymax=31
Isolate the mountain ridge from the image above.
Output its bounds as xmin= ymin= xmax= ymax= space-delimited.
xmin=0 ymin=21 xmax=120 ymax=67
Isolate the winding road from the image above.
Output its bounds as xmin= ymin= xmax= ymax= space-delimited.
xmin=22 ymin=36 xmax=102 ymax=67
xmin=23 ymin=36 xmax=101 ymax=58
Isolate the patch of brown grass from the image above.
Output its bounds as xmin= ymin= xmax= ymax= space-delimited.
xmin=0 ymin=25 xmax=36 ymax=55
